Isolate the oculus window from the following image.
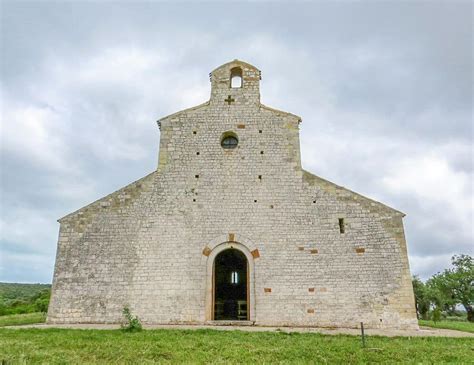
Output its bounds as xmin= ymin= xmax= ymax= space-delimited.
xmin=221 ymin=132 xmax=239 ymax=149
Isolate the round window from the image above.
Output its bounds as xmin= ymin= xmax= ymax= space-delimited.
xmin=221 ymin=134 xmax=238 ymax=149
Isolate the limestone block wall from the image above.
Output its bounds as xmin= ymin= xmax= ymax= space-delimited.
xmin=47 ymin=60 xmax=418 ymax=329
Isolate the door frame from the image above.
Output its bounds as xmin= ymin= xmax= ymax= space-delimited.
xmin=212 ymin=248 xmax=250 ymax=320
xmin=205 ymin=241 xmax=256 ymax=322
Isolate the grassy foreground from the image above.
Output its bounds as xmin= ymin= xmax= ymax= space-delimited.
xmin=0 ymin=328 xmax=473 ymax=364
xmin=0 ymin=312 xmax=46 ymax=327
xmin=419 ymin=319 xmax=474 ymax=333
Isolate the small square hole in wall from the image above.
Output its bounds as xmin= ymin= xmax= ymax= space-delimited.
xmin=313 ymin=200 xmax=316 ymax=204
xmin=196 ymin=152 xmax=200 ymax=155
xmin=338 ymin=218 xmax=345 ymax=234
xmin=260 ymin=151 xmax=264 ymax=155
xmin=195 ymin=175 xmax=199 ymax=179
xmin=270 ymin=205 xmax=274 ymax=209
xmin=308 ymin=288 xmax=315 ymax=292
xmin=264 ymin=288 xmax=272 ymax=293
xmin=254 ymin=199 xmax=258 ymax=203
xmin=258 ymin=175 xmax=262 ymax=180
xmin=259 ymin=130 xmax=262 ymax=133
xmin=307 ymin=308 xmax=315 ymax=314
xmin=193 ymin=199 xmax=196 ymax=202
xmin=193 ymin=131 xmax=197 ymax=135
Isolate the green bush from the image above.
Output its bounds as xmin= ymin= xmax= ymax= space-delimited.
xmin=0 ymin=285 xmax=50 ymax=316
xmin=121 ymin=306 xmax=142 ymax=332
xmin=35 ymin=298 xmax=49 ymax=313
xmin=432 ymin=307 xmax=442 ymax=323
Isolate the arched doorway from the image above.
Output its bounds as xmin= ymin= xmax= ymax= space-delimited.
xmin=213 ymin=249 xmax=248 ymax=320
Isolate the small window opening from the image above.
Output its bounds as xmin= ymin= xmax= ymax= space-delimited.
xmin=230 ymin=67 xmax=243 ymax=88
xmin=339 ymin=218 xmax=345 ymax=234
xmin=231 ymin=271 xmax=239 ymax=284
xmin=221 ymin=131 xmax=239 ymax=149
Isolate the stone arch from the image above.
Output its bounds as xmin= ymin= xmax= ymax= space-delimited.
xmin=207 ymin=233 xmax=259 ymax=252
xmin=230 ymin=67 xmax=243 ymax=88
xmin=205 ymin=239 xmax=257 ymax=322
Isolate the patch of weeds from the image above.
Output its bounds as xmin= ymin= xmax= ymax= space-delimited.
xmin=120 ymin=306 xmax=142 ymax=332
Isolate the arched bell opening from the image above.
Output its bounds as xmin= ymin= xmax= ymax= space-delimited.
xmin=230 ymin=67 xmax=243 ymax=88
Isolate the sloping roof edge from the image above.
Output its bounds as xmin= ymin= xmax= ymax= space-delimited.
xmin=157 ymin=101 xmax=210 ymax=128
xmin=302 ymin=169 xmax=405 ymax=217
xmin=58 ymin=171 xmax=156 ymax=223
xmin=210 ymin=59 xmax=260 ymax=74
xmin=260 ymin=103 xmax=302 ymax=122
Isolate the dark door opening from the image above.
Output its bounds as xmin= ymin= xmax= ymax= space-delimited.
xmin=213 ymin=249 xmax=248 ymax=320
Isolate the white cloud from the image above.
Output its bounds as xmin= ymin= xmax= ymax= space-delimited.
xmin=1 ymin=101 xmax=72 ymax=172
xmin=383 ymin=154 xmax=470 ymax=209
xmin=409 ymin=253 xmax=455 ymax=280
xmin=0 ymin=208 xmax=57 ymax=254
xmin=1 ymin=2 xmax=471 ymax=283
xmin=75 ymin=47 xmax=164 ymax=84
xmin=383 ymin=153 xmax=472 ymax=239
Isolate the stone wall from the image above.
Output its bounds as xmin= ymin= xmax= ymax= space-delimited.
xmin=47 ymin=60 xmax=418 ymax=329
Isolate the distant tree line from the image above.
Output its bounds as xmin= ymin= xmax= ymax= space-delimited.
xmin=0 ymin=283 xmax=51 ymax=316
xmin=413 ymin=254 xmax=473 ymax=322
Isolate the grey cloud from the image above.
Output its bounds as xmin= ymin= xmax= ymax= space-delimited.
xmin=1 ymin=1 xmax=472 ymax=283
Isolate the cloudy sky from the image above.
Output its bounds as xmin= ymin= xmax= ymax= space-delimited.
xmin=1 ymin=1 xmax=472 ymax=283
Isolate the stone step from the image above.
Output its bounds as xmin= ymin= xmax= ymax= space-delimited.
xmin=207 ymin=320 xmax=255 ymax=326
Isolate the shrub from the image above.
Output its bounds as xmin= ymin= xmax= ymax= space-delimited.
xmin=432 ymin=308 xmax=442 ymax=323
xmin=121 ymin=306 xmax=142 ymax=332
xmin=35 ymin=298 xmax=49 ymax=313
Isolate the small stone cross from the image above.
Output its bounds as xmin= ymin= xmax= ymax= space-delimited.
xmin=224 ymin=95 xmax=235 ymax=105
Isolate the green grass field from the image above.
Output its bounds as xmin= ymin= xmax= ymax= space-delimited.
xmin=0 ymin=327 xmax=473 ymax=364
xmin=419 ymin=319 xmax=474 ymax=333
xmin=0 ymin=312 xmax=46 ymax=327
xmin=0 ymin=314 xmax=473 ymax=363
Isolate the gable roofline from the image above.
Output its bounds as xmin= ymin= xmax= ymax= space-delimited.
xmin=302 ymin=169 xmax=405 ymax=217
xmin=210 ymin=59 xmax=260 ymax=74
xmin=156 ymin=101 xmax=301 ymax=128
xmin=260 ymin=103 xmax=302 ymax=123
xmin=57 ymin=171 xmax=156 ymax=223
xmin=157 ymin=101 xmax=210 ymax=128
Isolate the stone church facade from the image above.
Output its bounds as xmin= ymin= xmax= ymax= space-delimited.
xmin=48 ymin=60 xmax=418 ymax=329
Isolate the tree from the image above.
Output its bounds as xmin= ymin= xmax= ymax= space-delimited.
xmin=427 ymin=255 xmax=474 ymax=322
xmin=412 ymin=276 xmax=430 ymax=319
xmin=34 ymin=298 xmax=49 ymax=313
xmin=32 ymin=289 xmax=51 ymax=313
xmin=450 ymin=255 xmax=474 ymax=321
xmin=432 ymin=307 xmax=441 ymax=323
